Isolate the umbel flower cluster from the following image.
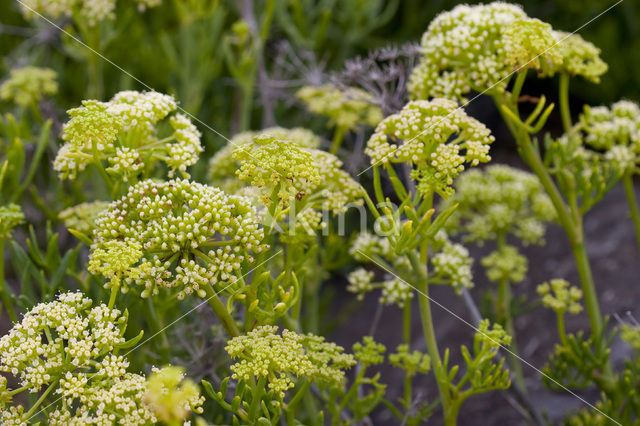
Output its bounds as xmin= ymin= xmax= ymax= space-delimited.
xmin=233 ymin=134 xmax=362 ymax=213
xmin=88 ymin=178 xmax=266 ymax=299
xmin=0 ymin=292 xmax=155 ymax=424
xmin=209 ymin=127 xmax=321 ymax=193
xmin=408 ymin=2 xmax=607 ymax=101
xmin=225 ymin=325 xmax=356 ymax=397
xmin=296 ymin=84 xmax=383 ymax=130
xmin=366 ymin=98 xmax=494 ymax=198
xmin=445 ymin=165 xmax=556 ymax=245
xmin=575 ymin=100 xmax=640 ymax=172
xmin=0 ymin=66 xmax=58 ymax=107
xmin=54 ymin=90 xmax=202 ymax=181
xmin=0 ymin=204 xmax=25 ymax=238
xmin=19 ymin=0 xmax=161 ymax=26
xmin=537 ymin=278 xmax=583 ymax=315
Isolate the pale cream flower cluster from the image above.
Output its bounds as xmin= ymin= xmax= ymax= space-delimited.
xmin=297 ymin=84 xmax=383 ymax=130
xmin=445 ymin=165 xmax=555 ymax=245
xmin=366 ymin=98 xmax=494 ymax=198
xmin=54 ymin=91 xmax=202 ymax=181
xmin=576 ymin=100 xmax=640 ymax=173
xmin=89 ymin=179 xmax=265 ymax=299
xmin=0 ymin=66 xmax=57 ymax=106
xmin=0 ymin=292 xmax=157 ymax=425
xmin=408 ymin=2 xmax=607 ymax=101
xmin=59 ymin=200 xmax=110 ymax=235
xmin=225 ymin=325 xmax=355 ymax=398
xmin=209 ymin=127 xmax=321 ymax=193
xmin=19 ymin=0 xmax=160 ymax=26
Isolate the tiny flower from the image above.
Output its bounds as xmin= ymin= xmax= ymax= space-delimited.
xmin=19 ymin=0 xmax=160 ymax=26
xmin=552 ymin=32 xmax=608 ymax=83
xmin=346 ymin=268 xmax=375 ymax=299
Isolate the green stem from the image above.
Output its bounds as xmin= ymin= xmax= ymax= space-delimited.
xmin=569 ymin=235 xmax=603 ymax=339
xmin=107 ymin=277 xmax=121 ymax=310
xmin=403 ymin=301 xmax=412 ymax=411
xmin=498 ymin=276 xmax=526 ymax=392
xmin=144 ymin=297 xmax=171 ymax=360
xmin=239 ymin=83 xmax=254 ymax=132
xmin=622 ymin=172 xmax=640 ymax=252
xmin=496 ymin=97 xmax=604 ymax=340
xmin=335 ymin=367 xmax=366 ymax=424
xmin=22 ymin=378 xmax=59 ymax=420
xmin=495 ymin=235 xmax=526 ymax=393
xmin=202 ymin=284 xmax=240 ymax=338
xmin=559 ymin=73 xmax=572 ymax=133
xmin=556 ymin=311 xmax=568 ymax=346
xmin=0 ymin=238 xmax=17 ymax=323
xmin=329 ymin=126 xmax=347 ymax=154
xmin=286 ymin=379 xmax=311 ymax=424
xmin=249 ymin=376 xmax=267 ymax=420
xmin=407 ymin=250 xmax=450 ymax=419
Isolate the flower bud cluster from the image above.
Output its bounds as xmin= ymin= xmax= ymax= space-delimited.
xmin=537 ymin=278 xmax=583 ymax=315
xmin=431 ymin=234 xmax=473 ymax=294
xmin=503 ymin=18 xmax=562 ymax=74
xmin=296 ymin=84 xmax=383 ymax=130
xmin=209 ymin=127 xmax=320 ymax=193
xmin=144 ymin=365 xmax=204 ymax=423
xmin=0 ymin=292 xmax=158 ymax=424
xmin=481 ymin=245 xmax=528 ymax=285
xmin=0 ymin=66 xmax=57 ymax=106
xmin=234 ymin=134 xmax=321 ymax=199
xmin=54 ymin=91 xmax=202 ymax=181
xmin=408 ymin=2 xmax=607 ymax=101
xmin=576 ymin=100 xmax=640 ymax=173
xmin=365 ymin=99 xmax=493 ymax=198
xmin=19 ymin=0 xmax=160 ymax=26
xmin=89 ymin=179 xmax=265 ymax=299
xmin=225 ymin=325 xmax=355 ymax=397
xmin=389 ymin=344 xmax=431 ymax=377
xmin=219 ymin=132 xmax=361 ymax=234
xmin=620 ymin=324 xmax=640 ymax=351
xmin=0 ymin=204 xmax=24 ymax=238
xmin=352 ymin=336 xmax=386 ymax=367
xmin=476 ymin=319 xmax=512 ymax=350
xmin=446 ymin=165 xmax=555 ymax=245
xmin=553 ymin=32 xmax=608 ymax=83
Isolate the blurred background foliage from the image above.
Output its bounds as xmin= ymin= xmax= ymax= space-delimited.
xmin=2 ymin=0 xmax=637 ymax=146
